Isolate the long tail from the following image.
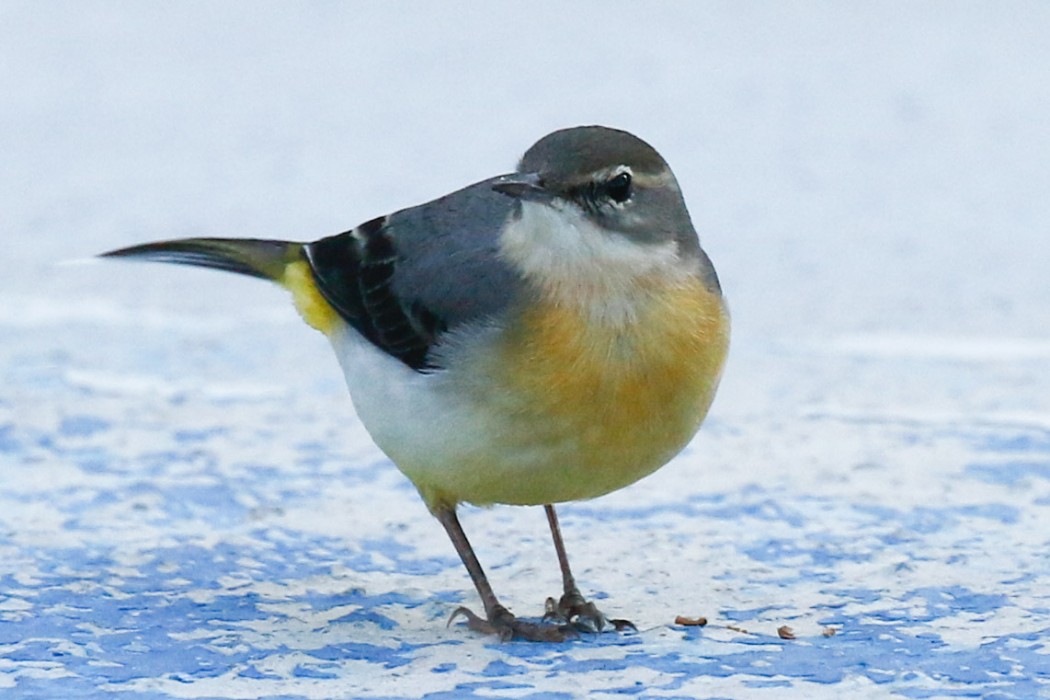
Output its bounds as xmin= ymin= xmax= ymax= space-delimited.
xmin=100 ymin=237 xmax=302 ymax=282
xmin=100 ymin=237 xmax=342 ymax=334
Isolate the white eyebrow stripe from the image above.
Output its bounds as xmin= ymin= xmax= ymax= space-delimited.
xmin=591 ymin=164 xmax=634 ymax=181
xmin=630 ymin=169 xmax=674 ymax=187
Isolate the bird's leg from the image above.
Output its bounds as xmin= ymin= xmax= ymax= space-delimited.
xmin=436 ymin=506 xmax=575 ymax=642
xmin=542 ymin=504 xmax=635 ymax=633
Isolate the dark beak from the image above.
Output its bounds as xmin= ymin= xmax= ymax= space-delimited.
xmin=491 ymin=172 xmax=552 ymax=202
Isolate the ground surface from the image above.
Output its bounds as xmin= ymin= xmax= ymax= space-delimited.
xmin=2 ymin=3 xmax=1049 ymax=698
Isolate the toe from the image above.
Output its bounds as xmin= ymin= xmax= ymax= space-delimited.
xmin=449 ymin=605 xmax=576 ymax=642
xmin=448 ymin=606 xmax=500 ymax=636
xmin=544 ymin=590 xmax=634 ymax=634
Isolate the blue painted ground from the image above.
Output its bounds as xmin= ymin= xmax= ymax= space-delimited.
xmin=3 ymin=3 xmax=1049 ymax=698
xmin=3 ymin=323 xmax=1048 ymax=698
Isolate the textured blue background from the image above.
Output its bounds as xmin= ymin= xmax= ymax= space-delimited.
xmin=3 ymin=3 xmax=1049 ymax=698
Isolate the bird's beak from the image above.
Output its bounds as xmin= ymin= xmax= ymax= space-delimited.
xmin=491 ymin=172 xmax=553 ymax=202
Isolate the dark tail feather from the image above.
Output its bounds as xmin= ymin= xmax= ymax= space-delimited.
xmin=100 ymin=238 xmax=303 ymax=282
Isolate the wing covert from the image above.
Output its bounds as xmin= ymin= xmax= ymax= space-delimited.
xmin=304 ymin=179 xmax=521 ymax=371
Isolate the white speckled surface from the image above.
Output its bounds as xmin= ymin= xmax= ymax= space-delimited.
xmin=2 ymin=3 xmax=1049 ymax=698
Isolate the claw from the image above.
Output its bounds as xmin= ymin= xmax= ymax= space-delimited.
xmin=544 ymin=589 xmax=635 ymax=634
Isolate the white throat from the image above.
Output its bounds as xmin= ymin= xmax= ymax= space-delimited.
xmin=498 ymin=200 xmax=687 ymax=325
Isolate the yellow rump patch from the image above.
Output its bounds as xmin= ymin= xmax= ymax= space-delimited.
xmin=281 ymin=260 xmax=340 ymax=335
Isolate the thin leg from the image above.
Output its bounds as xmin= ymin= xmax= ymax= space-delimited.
xmin=436 ymin=506 xmax=573 ymax=642
xmin=543 ymin=504 xmax=635 ymax=633
xmin=545 ymin=504 xmax=577 ymax=594
xmin=435 ymin=507 xmax=503 ymax=619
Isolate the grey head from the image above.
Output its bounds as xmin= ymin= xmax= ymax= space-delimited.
xmin=493 ymin=126 xmax=704 ymax=262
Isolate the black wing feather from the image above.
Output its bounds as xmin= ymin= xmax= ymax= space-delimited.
xmin=305 ymin=216 xmax=444 ymax=371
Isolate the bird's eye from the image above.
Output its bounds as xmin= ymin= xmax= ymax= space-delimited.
xmin=604 ymin=171 xmax=632 ymax=204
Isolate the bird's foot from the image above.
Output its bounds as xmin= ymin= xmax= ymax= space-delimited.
xmin=543 ymin=588 xmax=636 ymax=634
xmin=448 ymin=604 xmax=577 ymax=642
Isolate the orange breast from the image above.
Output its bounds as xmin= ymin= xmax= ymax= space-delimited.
xmin=489 ymin=276 xmax=730 ymax=502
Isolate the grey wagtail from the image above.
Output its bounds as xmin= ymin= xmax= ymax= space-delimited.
xmin=102 ymin=126 xmax=730 ymax=642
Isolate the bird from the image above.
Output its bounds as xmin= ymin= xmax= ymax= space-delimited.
xmin=101 ymin=125 xmax=730 ymax=642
